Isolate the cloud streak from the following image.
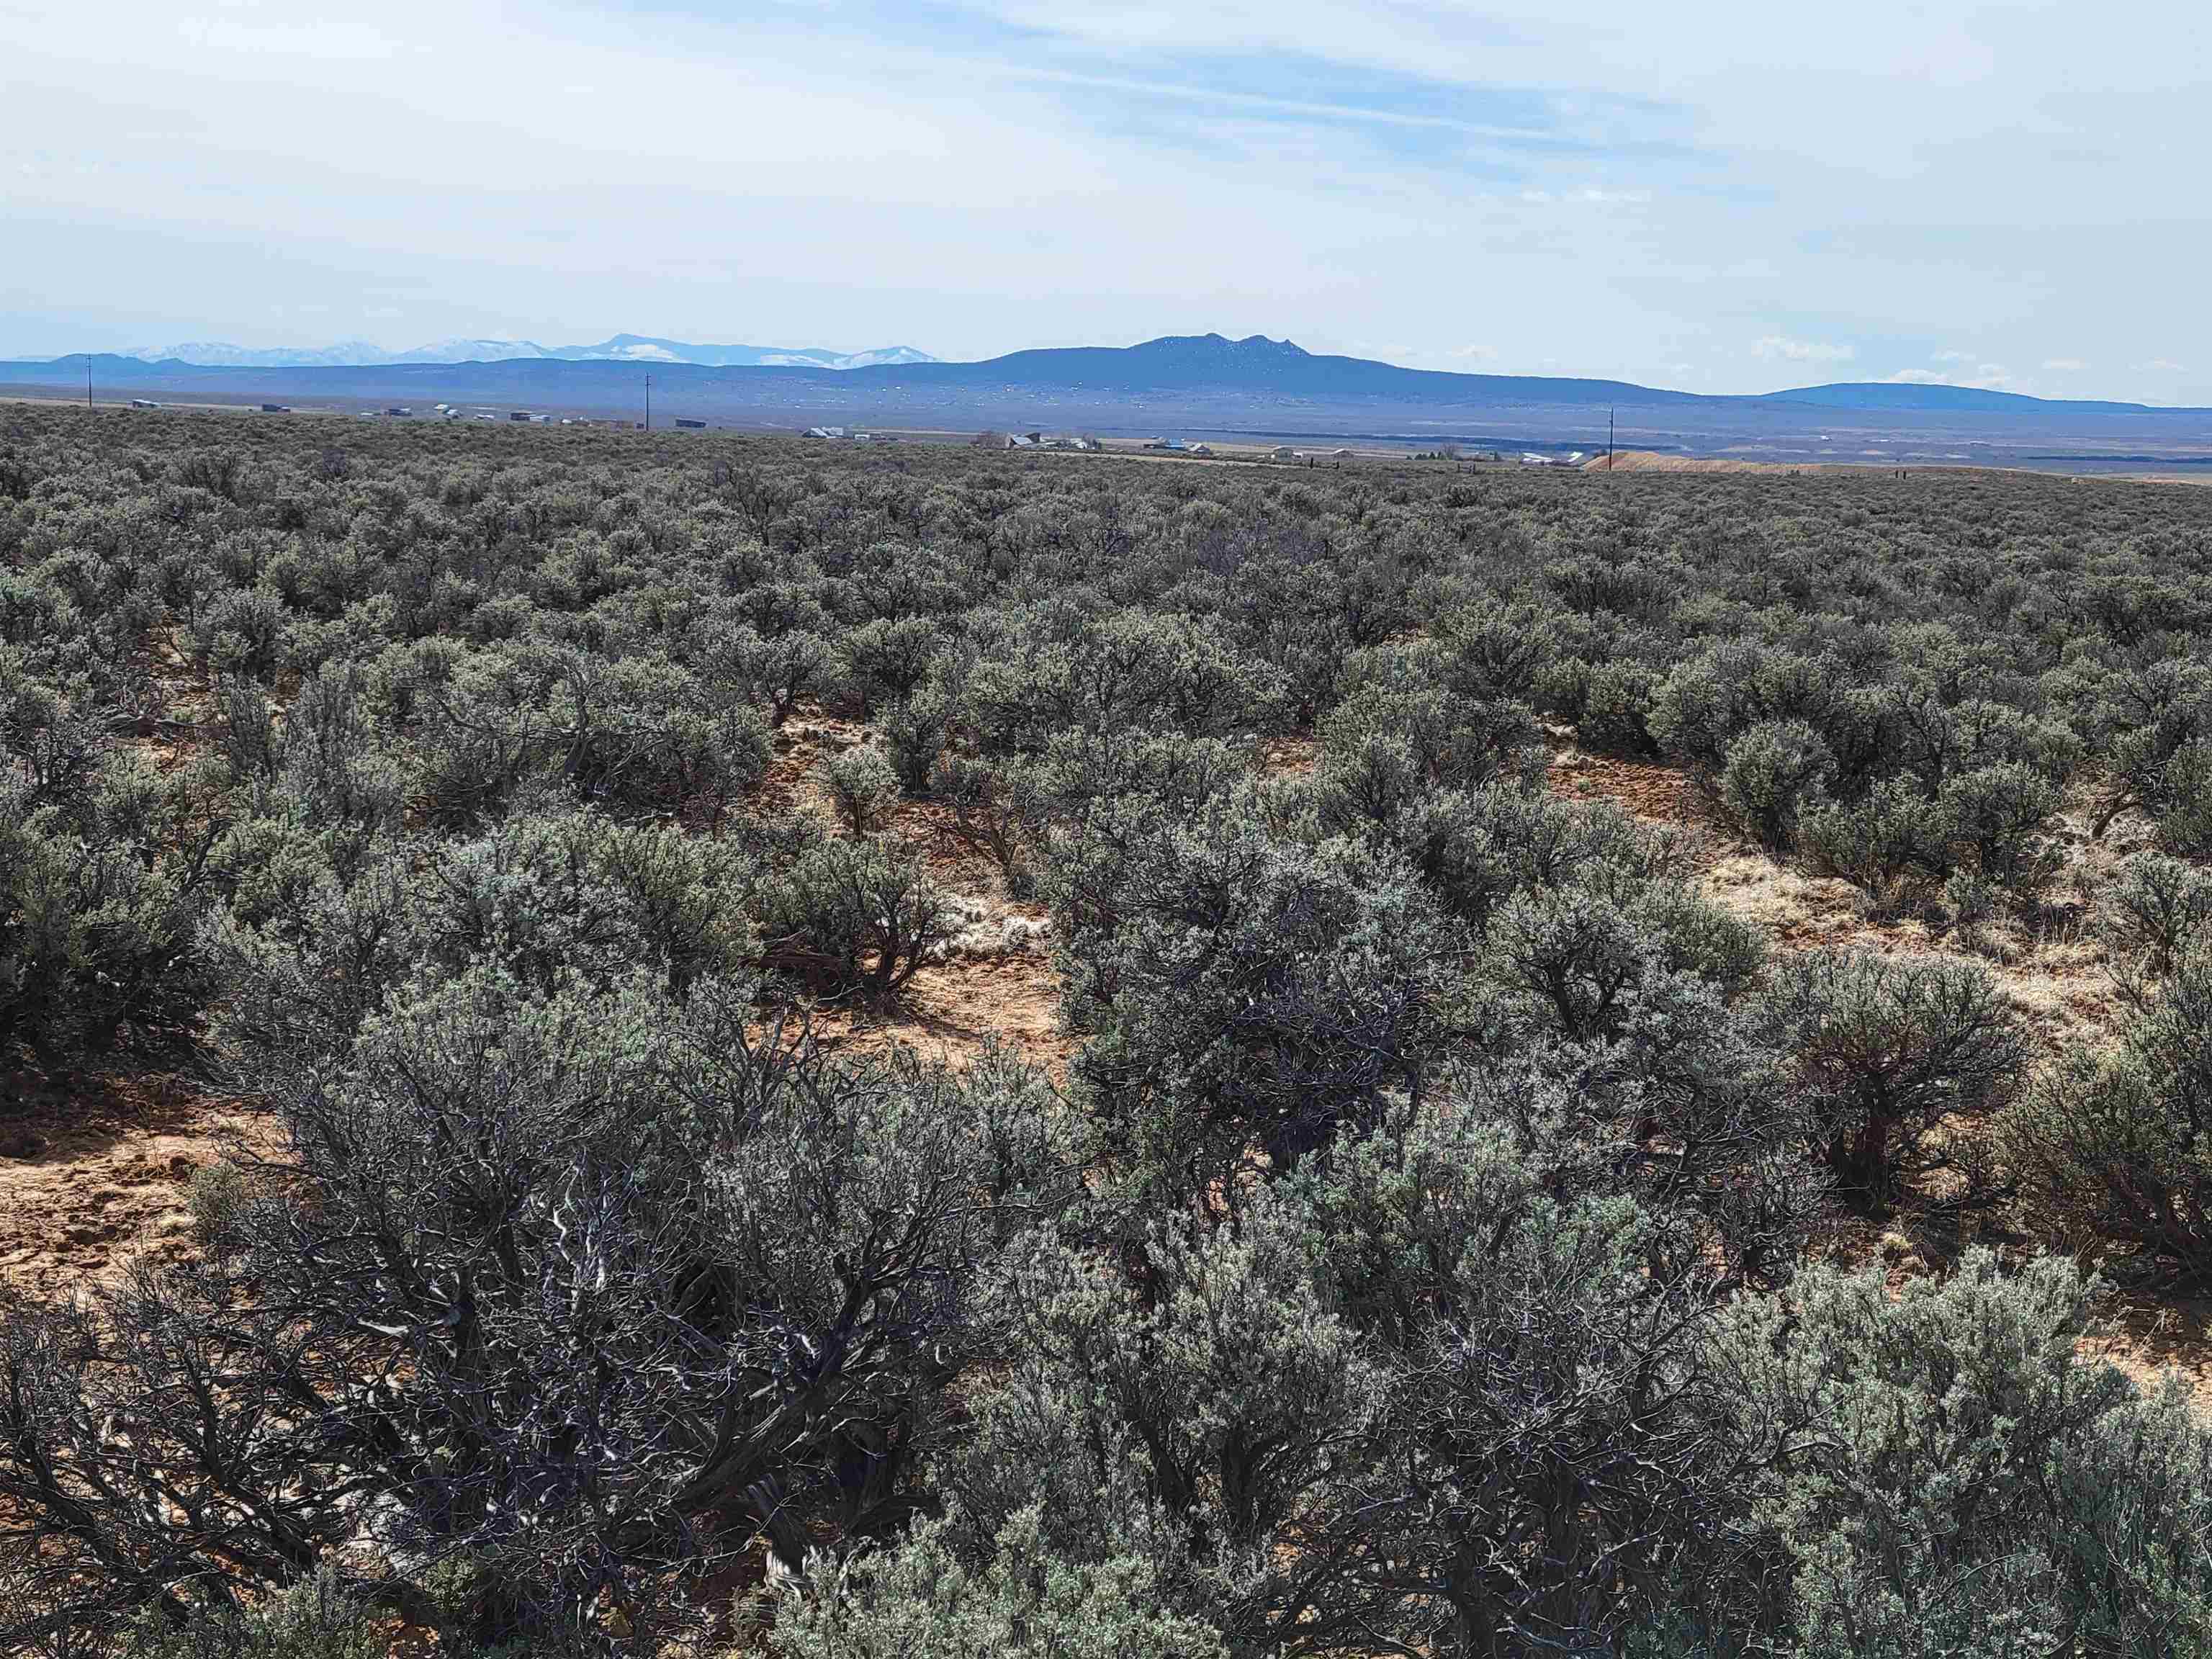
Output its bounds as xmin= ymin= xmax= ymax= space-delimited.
xmin=1755 ymin=336 xmax=1855 ymax=365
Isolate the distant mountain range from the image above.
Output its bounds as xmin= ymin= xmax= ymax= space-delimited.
xmin=1759 ymin=380 xmax=2157 ymax=415
xmin=29 ymin=331 xmax=2164 ymax=411
xmin=8 ymin=333 xmax=2208 ymax=470
xmin=112 ymin=334 xmax=938 ymax=371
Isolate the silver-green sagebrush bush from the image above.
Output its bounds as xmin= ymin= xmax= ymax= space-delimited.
xmin=10 ymin=411 xmax=2212 ymax=1655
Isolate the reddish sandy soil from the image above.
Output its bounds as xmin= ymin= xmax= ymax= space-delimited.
xmin=1547 ymin=748 xmax=1710 ymax=835
xmin=0 ymin=1069 xmax=279 ymax=1297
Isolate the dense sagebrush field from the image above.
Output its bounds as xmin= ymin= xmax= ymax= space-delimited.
xmin=12 ymin=402 xmax=2212 ymax=1655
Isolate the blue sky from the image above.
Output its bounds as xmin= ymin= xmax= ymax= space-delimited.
xmin=4 ymin=0 xmax=2207 ymax=400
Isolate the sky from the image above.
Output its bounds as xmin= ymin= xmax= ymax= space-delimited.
xmin=4 ymin=0 xmax=2208 ymax=402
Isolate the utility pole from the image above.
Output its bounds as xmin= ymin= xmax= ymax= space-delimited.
xmin=85 ymin=353 xmax=93 ymax=412
xmin=1607 ymin=407 xmax=1614 ymax=471
xmin=644 ymin=374 xmax=652 ymax=432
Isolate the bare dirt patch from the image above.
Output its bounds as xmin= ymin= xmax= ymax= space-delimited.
xmin=1548 ymin=747 xmax=2127 ymax=1056
xmin=808 ymin=951 xmax=1074 ymax=1085
xmin=0 ymin=1072 xmax=278 ymax=1295
xmin=765 ymin=708 xmax=1075 ymax=1082
xmin=1547 ymin=747 xmax=1710 ymax=836
xmin=1581 ymin=450 xmax=1826 ymax=475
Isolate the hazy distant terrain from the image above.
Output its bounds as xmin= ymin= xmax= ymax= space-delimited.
xmin=9 ymin=332 xmax=2212 ymax=470
xmin=104 ymin=333 xmax=939 ymax=370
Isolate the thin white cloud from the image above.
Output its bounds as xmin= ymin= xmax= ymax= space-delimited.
xmin=2141 ymin=358 xmax=2189 ymax=373
xmin=1754 ymin=335 xmax=1855 ymax=364
xmin=1932 ymin=349 xmax=1975 ymax=364
xmin=1884 ymin=363 xmax=2020 ymax=391
xmin=2041 ymin=357 xmax=2086 ymax=372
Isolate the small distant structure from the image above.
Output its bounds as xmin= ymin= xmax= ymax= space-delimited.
xmin=386 ymin=407 xmax=412 ymax=417
xmin=675 ymin=418 xmax=707 ymax=430
xmin=130 ymin=398 xmax=160 ymax=409
xmin=1144 ymin=437 xmax=1190 ymax=452
xmin=1330 ymin=447 xmax=1352 ymax=457
xmin=1007 ymin=433 xmax=1036 ymax=449
xmin=1187 ymin=444 xmax=1215 ymax=457
xmin=804 ymin=425 xmax=846 ymax=440
xmin=261 ymin=403 xmax=290 ymax=413
xmin=510 ymin=411 xmax=533 ymax=422
xmin=1520 ymin=452 xmax=1561 ymax=467
xmin=1269 ymin=446 xmax=1298 ymax=461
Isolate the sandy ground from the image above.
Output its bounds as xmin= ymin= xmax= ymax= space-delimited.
xmin=0 ymin=1069 xmax=279 ymax=1297
xmin=1581 ymin=449 xmax=1827 ymax=475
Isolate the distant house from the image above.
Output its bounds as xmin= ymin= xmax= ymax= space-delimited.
xmin=1269 ymin=446 xmax=1298 ymax=461
xmin=1007 ymin=433 xmax=1036 ymax=448
xmin=510 ymin=411 xmax=533 ymax=422
xmin=130 ymin=399 xmax=160 ymax=409
xmin=675 ymin=418 xmax=707 ymax=430
xmin=1187 ymin=444 xmax=1215 ymax=457
xmin=804 ymin=426 xmax=846 ymax=440
xmin=1520 ymin=452 xmax=1557 ymax=467
xmin=386 ymin=407 xmax=412 ymax=417
xmin=261 ymin=403 xmax=289 ymax=413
